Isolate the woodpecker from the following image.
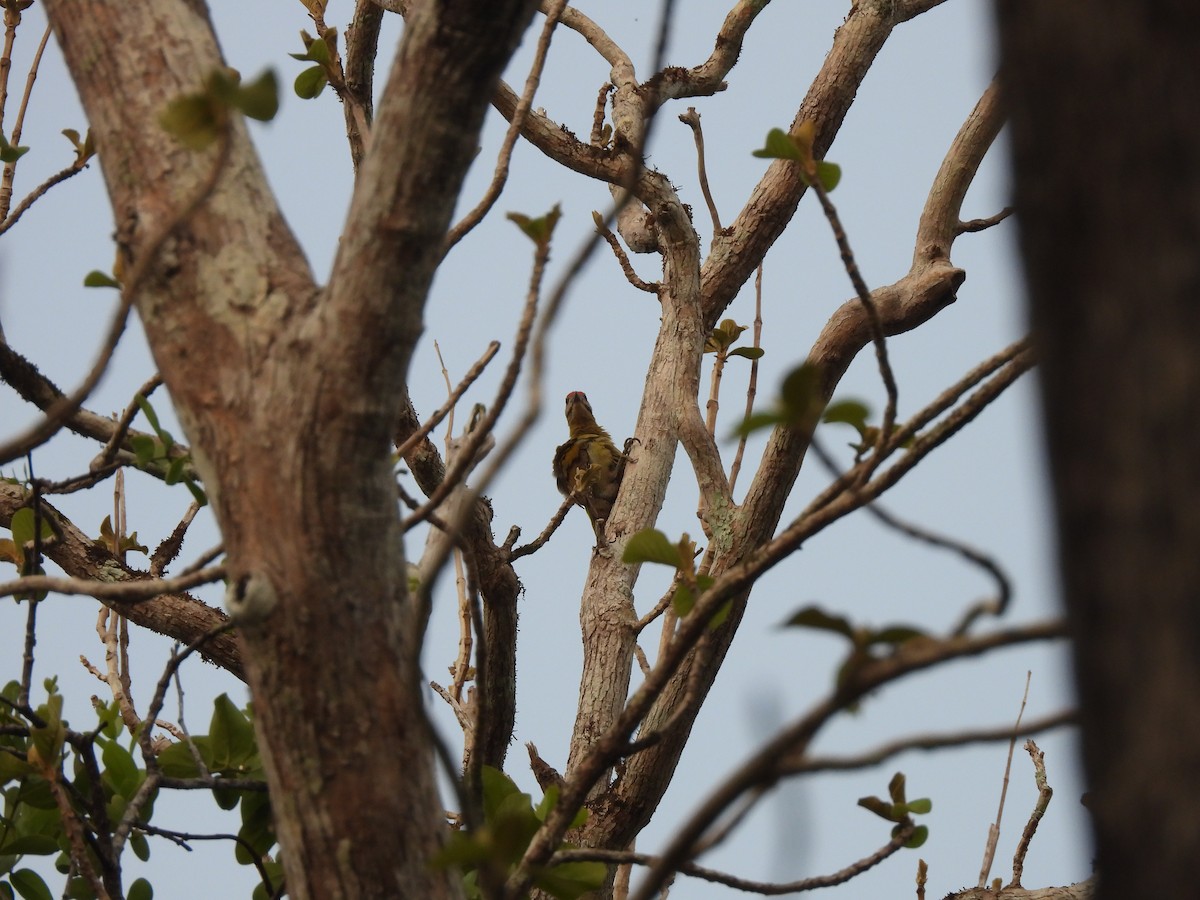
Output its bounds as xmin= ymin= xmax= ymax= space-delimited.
xmin=552 ymin=392 xmax=626 ymax=541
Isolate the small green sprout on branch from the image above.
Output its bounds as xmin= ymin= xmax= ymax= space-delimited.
xmin=857 ymin=771 xmax=932 ymax=849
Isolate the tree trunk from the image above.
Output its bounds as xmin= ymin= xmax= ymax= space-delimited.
xmin=997 ymin=3 xmax=1200 ymax=897
xmin=45 ymin=1 xmax=536 ymax=896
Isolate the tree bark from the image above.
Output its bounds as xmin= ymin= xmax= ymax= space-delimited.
xmin=45 ymin=1 xmax=536 ymax=896
xmin=997 ymin=3 xmax=1200 ymax=897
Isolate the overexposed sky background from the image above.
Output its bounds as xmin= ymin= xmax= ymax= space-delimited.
xmin=0 ymin=2 xmax=1086 ymax=898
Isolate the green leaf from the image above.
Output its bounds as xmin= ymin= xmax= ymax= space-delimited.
xmin=234 ymin=70 xmax=280 ymax=121
xmin=782 ymin=605 xmax=855 ymax=639
xmin=732 ymin=410 xmax=786 ymax=438
xmin=728 ymin=346 xmax=764 ymax=360
xmin=209 ymin=694 xmax=257 ymax=770
xmin=129 ymin=435 xmax=158 ymax=465
xmin=0 ymin=134 xmax=30 ymax=164
xmin=183 ymin=479 xmax=209 ymax=507
xmin=130 ymin=830 xmax=151 ymax=861
xmin=857 ymin=795 xmax=896 ymax=821
xmin=10 ymin=507 xmax=54 ymax=555
xmin=9 ymin=869 xmax=52 ymax=900
xmin=622 ymin=529 xmax=680 ymax=567
xmin=533 ymin=860 xmax=608 ymax=900
xmin=82 ymin=270 xmax=120 ymax=289
xmin=705 ymin=319 xmax=747 ymax=353
xmin=815 ymin=160 xmax=842 ymax=191
xmin=127 ymin=878 xmax=153 ymax=900
xmin=506 ymin=204 xmax=562 ymax=247
xmin=822 ymin=399 xmax=871 ymax=433
xmin=779 ymin=361 xmax=822 ymax=422
xmin=888 ymin=771 xmax=907 ymax=804
xmin=898 ymin=824 xmax=928 ymax=849
xmin=0 ymin=836 xmax=59 ymax=856
xmin=707 ymin=597 xmax=734 ymax=630
xmin=293 ymin=66 xmax=328 ymax=99
xmin=480 ymin=766 xmax=522 ymax=822
xmin=160 ymin=94 xmax=223 ymax=149
xmin=135 ymin=396 xmax=162 ymax=434
xmin=165 ymin=457 xmax=187 ymax=485
xmin=672 ymin=583 xmax=696 ymax=617
xmin=101 ymin=740 xmax=142 ymax=799
xmin=906 ymin=797 xmax=932 ymax=815
xmin=62 ymin=876 xmax=93 ymax=899
xmin=156 ymin=741 xmax=204 ymax=778
xmin=752 ymin=127 xmax=804 ymax=162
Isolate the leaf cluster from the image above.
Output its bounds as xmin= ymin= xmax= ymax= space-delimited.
xmin=704 ymin=318 xmax=763 ymax=361
xmin=128 ymin=397 xmax=207 ymax=506
xmin=752 ymin=122 xmax=842 ymax=192
xmin=289 ymin=31 xmax=336 ymax=100
xmin=0 ymin=508 xmax=54 ymax=600
xmin=623 ymin=529 xmax=731 ymax=628
xmin=160 ymin=69 xmax=279 ymax=150
xmin=856 ymin=772 xmax=932 ymax=849
xmin=1 ymin=684 xmax=276 ymax=900
xmin=432 ymin=767 xmax=605 ymax=900
xmin=1 ymin=681 xmax=155 ymax=900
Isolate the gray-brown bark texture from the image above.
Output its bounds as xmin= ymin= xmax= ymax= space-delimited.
xmin=997 ymin=2 xmax=1200 ymax=897
xmin=44 ymin=1 xmax=536 ymax=897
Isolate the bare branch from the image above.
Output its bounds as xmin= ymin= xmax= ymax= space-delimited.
xmin=1008 ymin=740 xmax=1054 ymax=889
xmin=592 ymin=210 xmax=660 ymax=293
xmin=0 ymin=132 xmax=233 ymax=466
xmin=0 ymin=158 xmax=89 ymax=236
xmin=809 ymin=175 xmax=900 ymax=461
xmin=558 ymin=827 xmax=912 ymax=896
xmin=0 ymin=566 xmax=225 ymax=604
xmin=679 ymin=107 xmax=722 ymax=232
xmin=783 ymin=709 xmax=1076 ymax=775
xmin=394 ymin=341 xmax=501 ymax=462
xmin=506 ymin=497 xmax=573 ymax=562
xmin=958 ymin=206 xmax=1014 ymax=235
xmin=445 ymin=0 xmax=568 ymax=251
xmin=624 ymin=621 xmax=1066 ymax=900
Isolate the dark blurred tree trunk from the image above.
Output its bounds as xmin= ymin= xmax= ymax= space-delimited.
xmin=997 ymin=3 xmax=1200 ymax=897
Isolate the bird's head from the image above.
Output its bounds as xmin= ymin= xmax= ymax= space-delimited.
xmin=565 ymin=391 xmax=592 ymax=413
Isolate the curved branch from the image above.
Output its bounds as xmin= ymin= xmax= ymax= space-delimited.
xmin=700 ymin=0 xmax=901 ymax=322
xmin=0 ymin=483 xmax=243 ymax=680
xmin=628 ymin=621 xmax=1067 ymax=899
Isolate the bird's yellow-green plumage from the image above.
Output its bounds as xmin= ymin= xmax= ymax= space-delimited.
xmin=553 ymin=391 xmax=623 ymax=539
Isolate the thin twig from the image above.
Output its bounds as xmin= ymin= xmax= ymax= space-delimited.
xmin=808 ymin=176 xmax=899 ymax=469
xmin=958 ymin=207 xmax=1014 ymax=235
xmin=0 ymin=159 xmax=89 ymax=236
xmin=96 ymin=375 xmax=163 ymax=470
xmin=0 ymin=131 xmax=234 ymax=466
xmin=134 ymin=824 xmax=276 ymax=895
xmin=809 ymin=438 xmax=1013 ymax=622
xmin=1008 ymin=739 xmax=1052 ymax=889
xmin=444 ymin=0 xmax=567 ymax=252
xmin=593 ymin=210 xmax=660 ymax=293
xmin=559 ymin=826 xmax=913 ymax=896
xmin=978 ymin=673 xmax=1032 ymax=888
xmin=781 ymin=709 xmax=1075 ymax=775
xmin=394 ymin=341 xmax=500 ymax=463
xmin=679 ymin=107 xmax=721 ymax=231
xmin=0 ymin=19 xmax=53 ymax=221
xmin=178 ymin=543 xmax=224 ymax=577
xmin=403 ymin=214 xmax=551 ymax=534
xmin=726 ymin=263 xmax=763 ymax=497
xmin=506 ymin=497 xmax=573 ymax=561
xmin=0 ymin=566 xmax=226 ymax=603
